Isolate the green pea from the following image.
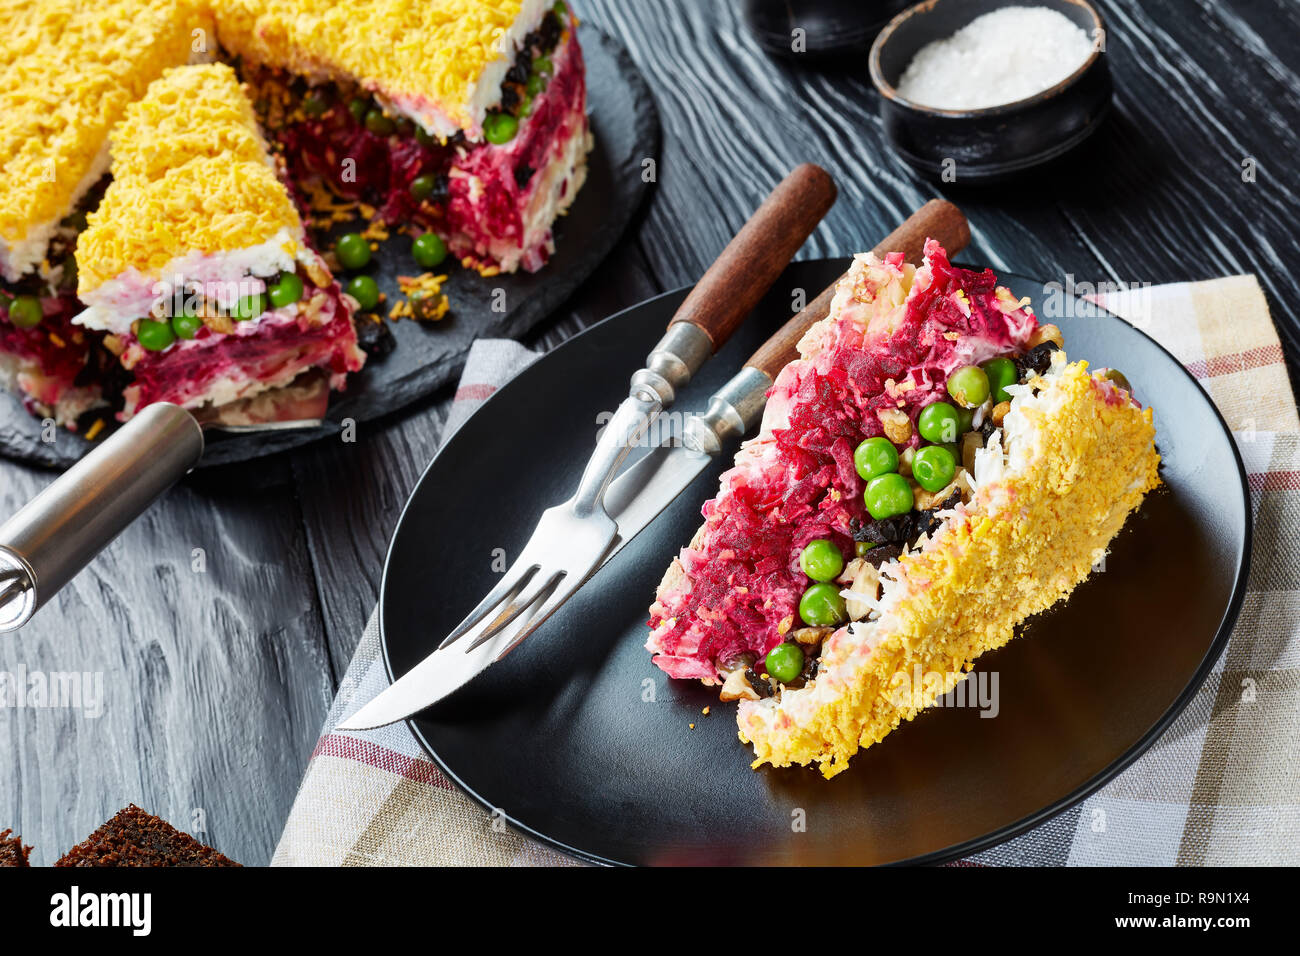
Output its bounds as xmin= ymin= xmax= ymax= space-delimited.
xmin=532 ymin=55 xmax=553 ymax=76
xmin=171 ymin=312 xmax=202 ymax=340
xmin=947 ymin=365 xmax=990 ymax=408
xmin=231 ymin=292 xmax=267 ymax=321
xmin=268 ymin=272 xmax=304 ymax=308
xmin=393 ymin=117 xmax=414 ymax=138
xmin=912 ymin=444 xmax=956 ymax=493
xmin=981 ymin=357 xmax=1018 ymax=404
xmin=483 ymin=112 xmax=519 ymax=144
xmin=799 ymin=539 xmax=844 ymax=583
xmin=412 ymin=232 xmax=448 ymax=269
xmin=364 ymin=108 xmax=395 ymax=136
xmin=917 ymin=401 xmax=961 ymax=444
xmin=940 ymin=441 xmax=962 ymax=462
xmin=854 ymin=436 xmax=899 ymax=482
xmin=1103 ymin=368 xmax=1132 ymax=394
xmin=415 ymin=125 xmax=437 ymax=148
xmin=525 ymin=73 xmax=545 ymax=98
xmin=553 ymin=0 xmax=568 ymax=15
xmin=346 ymin=275 xmax=380 ymax=311
xmin=409 ymin=174 xmax=436 ymax=202
xmin=347 ymin=98 xmax=369 ymax=122
xmin=865 ymin=472 xmax=913 ymax=520
xmin=955 ymin=405 xmax=975 ymax=434
xmin=335 ymin=232 xmax=371 ymax=270
xmin=6 ymin=294 xmax=43 ymax=330
xmin=302 ymin=89 xmax=330 ymax=117
xmin=137 ymin=318 xmax=176 ymax=351
xmin=764 ymin=642 xmax=804 ymax=684
xmin=798 ymin=583 xmax=847 ymax=628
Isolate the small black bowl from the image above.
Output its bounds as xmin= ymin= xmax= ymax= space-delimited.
xmin=869 ymin=0 xmax=1112 ymax=183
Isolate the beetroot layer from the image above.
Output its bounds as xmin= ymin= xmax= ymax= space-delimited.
xmin=272 ymin=30 xmax=586 ymax=273
xmin=0 ymin=289 xmax=99 ymax=412
xmin=122 ymin=290 xmax=362 ymax=418
xmin=647 ymin=247 xmax=1038 ymax=681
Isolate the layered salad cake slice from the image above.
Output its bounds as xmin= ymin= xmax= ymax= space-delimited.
xmin=647 ymin=242 xmax=1160 ymax=778
xmin=215 ymin=0 xmax=591 ymax=274
xmin=0 ymin=0 xmax=211 ymax=425
xmin=74 ymin=63 xmax=365 ymax=420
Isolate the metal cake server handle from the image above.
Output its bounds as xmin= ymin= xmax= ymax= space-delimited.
xmin=0 ymin=379 xmax=331 ymax=633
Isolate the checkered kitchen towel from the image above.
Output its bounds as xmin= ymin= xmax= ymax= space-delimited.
xmin=274 ymin=277 xmax=1300 ymax=866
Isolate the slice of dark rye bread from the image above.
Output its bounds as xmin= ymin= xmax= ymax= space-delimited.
xmin=54 ymin=805 xmax=240 ymax=867
xmin=0 ymin=828 xmax=32 ymax=867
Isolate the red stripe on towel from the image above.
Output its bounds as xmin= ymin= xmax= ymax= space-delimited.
xmin=313 ymin=733 xmax=452 ymax=789
xmin=454 ymin=383 xmax=498 ymax=403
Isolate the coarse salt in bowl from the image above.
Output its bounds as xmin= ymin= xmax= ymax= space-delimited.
xmin=869 ymin=0 xmax=1113 ymax=183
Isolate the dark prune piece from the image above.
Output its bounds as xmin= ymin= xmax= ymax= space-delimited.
xmin=1015 ymin=342 xmax=1060 ymax=379
xmin=745 ymin=668 xmax=773 ymax=698
xmin=355 ymin=317 xmax=395 ymax=358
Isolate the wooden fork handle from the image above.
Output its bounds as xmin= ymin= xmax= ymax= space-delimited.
xmin=743 ymin=199 xmax=970 ymax=382
xmin=668 ymin=163 xmax=837 ymax=351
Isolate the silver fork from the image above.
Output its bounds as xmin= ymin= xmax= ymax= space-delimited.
xmin=336 ymin=163 xmax=838 ymax=729
xmin=438 ymin=370 xmax=665 ymax=658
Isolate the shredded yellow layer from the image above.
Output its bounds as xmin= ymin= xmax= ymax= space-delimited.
xmin=212 ymin=0 xmax=528 ymax=133
xmin=76 ymin=63 xmax=304 ymax=293
xmin=0 ymin=0 xmax=210 ymax=246
xmin=737 ymin=362 xmax=1162 ymax=778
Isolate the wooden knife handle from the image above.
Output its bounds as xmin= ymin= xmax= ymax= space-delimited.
xmin=744 ymin=199 xmax=970 ymax=382
xmin=668 ymin=163 xmax=837 ymax=350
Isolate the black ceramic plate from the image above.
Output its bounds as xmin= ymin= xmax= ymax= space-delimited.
xmin=0 ymin=28 xmax=659 ymax=470
xmin=380 ymin=258 xmax=1251 ymax=866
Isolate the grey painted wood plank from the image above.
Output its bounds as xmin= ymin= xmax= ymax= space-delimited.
xmin=0 ymin=455 xmax=332 ymax=867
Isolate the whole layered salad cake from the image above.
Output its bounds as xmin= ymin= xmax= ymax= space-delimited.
xmin=647 ymin=241 xmax=1161 ymax=778
xmin=74 ymin=63 xmax=365 ymax=420
xmin=214 ymin=0 xmax=591 ymax=275
xmin=0 ymin=0 xmax=211 ymax=426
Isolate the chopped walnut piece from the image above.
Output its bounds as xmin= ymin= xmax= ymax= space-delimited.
xmin=914 ymin=468 xmax=973 ymax=511
xmin=791 ymin=626 xmax=832 ymax=646
xmin=202 ymin=312 xmax=235 ymax=335
xmin=961 ymin=431 xmax=984 ymax=474
xmin=303 ymin=258 xmax=332 ymax=288
xmin=992 ymin=401 xmax=1011 ymax=426
xmin=718 ymin=667 xmax=761 ymax=702
xmin=844 ymin=560 xmax=880 ymax=620
xmin=1028 ymin=323 xmax=1064 ymax=349
xmin=878 ymin=407 xmax=912 ymax=444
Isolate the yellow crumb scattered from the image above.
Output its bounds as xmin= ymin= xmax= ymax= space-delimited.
xmin=395 ymin=272 xmax=450 ymax=321
xmin=83 ymin=419 xmax=105 ymax=441
xmin=702 ymin=707 xmax=710 ymax=716
xmin=360 ymin=220 xmax=390 ymax=243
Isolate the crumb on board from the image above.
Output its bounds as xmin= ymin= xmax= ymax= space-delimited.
xmin=84 ymin=419 xmax=105 ymax=441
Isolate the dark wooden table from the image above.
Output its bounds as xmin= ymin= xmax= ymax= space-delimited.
xmin=3 ymin=0 xmax=1297 ymax=866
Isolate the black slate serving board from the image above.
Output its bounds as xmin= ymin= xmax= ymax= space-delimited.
xmin=0 ymin=27 xmax=660 ymax=470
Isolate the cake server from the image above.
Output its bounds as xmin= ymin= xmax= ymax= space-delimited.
xmin=0 ymin=373 xmax=334 ymax=632
xmin=339 ymin=197 xmax=967 ymax=731
xmin=336 ymin=164 xmax=838 ymax=731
